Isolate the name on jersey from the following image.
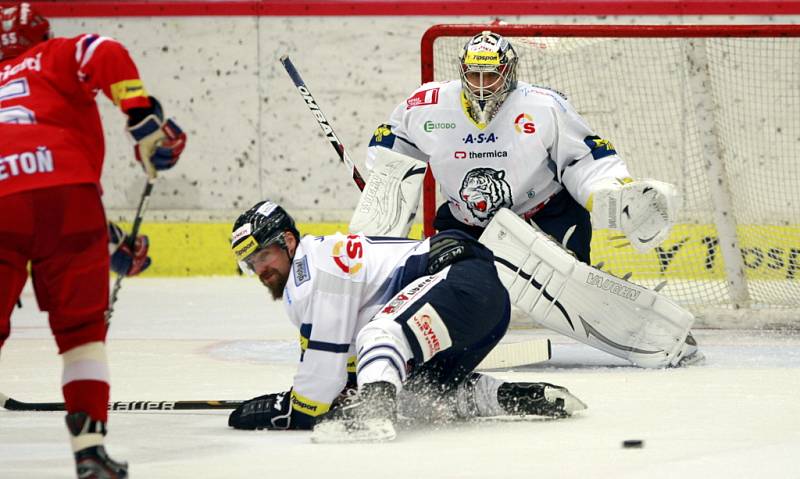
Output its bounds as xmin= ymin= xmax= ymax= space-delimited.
xmin=453 ymin=150 xmax=508 ymax=159
xmin=406 ymin=88 xmax=439 ymax=109
xmin=0 ymin=52 xmax=42 ymax=83
xmin=462 ymin=133 xmax=497 ymax=144
xmin=0 ymin=146 xmax=54 ymax=182
xmin=423 ymin=120 xmax=455 ymax=132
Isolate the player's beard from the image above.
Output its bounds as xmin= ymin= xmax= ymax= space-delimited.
xmin=259 ymin=268 xmax=288 ymax=300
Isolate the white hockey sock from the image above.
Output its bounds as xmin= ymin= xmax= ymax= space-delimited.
xmin=356 ymin=319 xmax=413 ymax=392
xmin=455 ymin=373 xmax=506 ymax=418
xmin=62 ymin=341 xmax=110 ymax=386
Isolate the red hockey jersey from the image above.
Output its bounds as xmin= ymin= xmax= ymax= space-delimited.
xmin=0 ymin=35 xmax=150 ymax=197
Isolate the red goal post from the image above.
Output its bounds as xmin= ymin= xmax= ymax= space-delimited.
xmin=419 ymin=24 xmax=800 ymax=327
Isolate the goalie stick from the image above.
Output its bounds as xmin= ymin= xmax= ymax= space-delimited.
xmin=105 ymin=176 xmax=155 ymax=323
xmin=280 ymin=55 xmax=366 ymax=191
xmin=477 ymin=338 xmax=551 ymax=369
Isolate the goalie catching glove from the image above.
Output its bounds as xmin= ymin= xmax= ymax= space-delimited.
xmin=588 ymin=178 xmax=680 ymax=252
xmin=126 ymin=96 xmax=187 ymax=178
xmin=108 ymin=222 xmax=151 ymax=277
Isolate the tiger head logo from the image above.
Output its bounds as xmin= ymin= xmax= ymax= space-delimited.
xmin=459 ymin=167 xmax=513 ymax=222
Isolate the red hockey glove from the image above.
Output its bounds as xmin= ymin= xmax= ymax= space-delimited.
xmin=127 ymin=97 xmax=187 ymax=178
xmin=108 ymin=222 xmax=151 ymax=277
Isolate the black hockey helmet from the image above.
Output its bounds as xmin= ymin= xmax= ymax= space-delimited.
xmin=231 ymin=200 xmax=300 ymax=273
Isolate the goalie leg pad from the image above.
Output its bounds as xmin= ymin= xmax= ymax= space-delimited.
xmin=480 ymin=209 xmax=696 ymax=368
xmin=349 ymin=148 xmax=427 ymax=237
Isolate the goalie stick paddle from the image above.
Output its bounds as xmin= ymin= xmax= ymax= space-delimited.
xmin=280 ymin=55 xmax=366 ymax=191
xmin=476 ymin=339 xmax=552 ymax=370
xmin=0 ymin=392 xmax=242 ymax=412
xmin=106 ymin=177 xmax=155 ymax=324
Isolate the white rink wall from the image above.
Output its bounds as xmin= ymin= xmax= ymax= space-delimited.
xmin=49 ymin=14 xmax=800 ymax=222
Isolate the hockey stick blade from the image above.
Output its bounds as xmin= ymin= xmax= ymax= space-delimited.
xmin=0 ymin=392 xmax=242 ymax=412
xmin=476 ymin=339 xmax=552 ymax=370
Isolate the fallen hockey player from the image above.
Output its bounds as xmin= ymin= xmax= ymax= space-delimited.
xmin=227 ymin=200 xmax=586 ymax=443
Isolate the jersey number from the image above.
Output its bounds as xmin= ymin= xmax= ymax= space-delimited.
xmin=0 ymin=78 xmax=36 ymax=124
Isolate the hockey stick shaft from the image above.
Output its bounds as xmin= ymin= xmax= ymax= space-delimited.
xmin=1 ymin=340 xmax=551 ymax=413
xmin=280 ymin=55 xmax=366 ymax=191
xmin=0 ymin=392 xmax=241 ymax=412
xmin=106 ymin=177 xmax=156 ymax=323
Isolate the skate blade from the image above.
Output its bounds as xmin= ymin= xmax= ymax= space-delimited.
xmin=674 ymin=350 xmax=706 ymax=367
xmin=545 ymin=388 xmax=588 ymax=415
xmin=311 ymin=418 xmax=396 ymax=444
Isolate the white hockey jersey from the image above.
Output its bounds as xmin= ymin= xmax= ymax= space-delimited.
xmin=283 ymin=232 xmax=430 ymax=418
xmin=367 ymin=80 xmax=631 ymax=227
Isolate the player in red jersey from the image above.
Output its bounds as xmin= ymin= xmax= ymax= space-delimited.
xmin=0 ymin=3 xmax=186 ymax=478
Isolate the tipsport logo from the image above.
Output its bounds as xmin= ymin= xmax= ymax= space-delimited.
xmin=514 ymin=113 xmax=536 ymax=134
xmin=423 ymin=120 xmax=456 ymax=133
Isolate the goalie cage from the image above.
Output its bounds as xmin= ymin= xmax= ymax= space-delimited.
xmin=420 ymin=24 xmax=800 ymax=329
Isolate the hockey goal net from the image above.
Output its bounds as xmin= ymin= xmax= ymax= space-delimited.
xmin=421 ymin=24 xmax=800 ymax=328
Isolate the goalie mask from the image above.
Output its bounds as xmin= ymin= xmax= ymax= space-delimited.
xmin=231 ymin=201 xmax=300 ymax=274
xmin=0 ymin=2 xmax=50 ymax=61
xmin=459 ymin=31 xmax=518 ymax=125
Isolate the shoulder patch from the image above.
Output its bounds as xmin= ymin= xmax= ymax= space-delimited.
xmin=369 ymin=123 xmax=396 ymax=149
xmin=583 ymin=135 xmax=617 ymax=160
xmin=293 ymin=256 xmax=311 ymax=286
xmin=406 ymin=87 xmax=439 ymax=109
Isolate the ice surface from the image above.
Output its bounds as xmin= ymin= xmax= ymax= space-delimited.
xmin=2 ymin=278 xmax=799 ymax=478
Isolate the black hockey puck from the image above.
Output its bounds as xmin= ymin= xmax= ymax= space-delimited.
xmin=622 ymin=439 xmax=644 ymax=448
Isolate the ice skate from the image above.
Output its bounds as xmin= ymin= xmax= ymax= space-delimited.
xmin=672 ymin=333 xmax=705 ymax=367
xmin=66 ymin=412 xmax=128 ymax=479
xmin=497 ymin=382 xmax=587 ymax=418
xmin=74 ymin=445 xmax=129 ymax=479
xmin=311 ymin=382 xmax=398 ymax=443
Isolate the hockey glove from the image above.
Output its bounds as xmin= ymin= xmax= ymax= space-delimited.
xmin=228 ymin=389 xmax=315 ymax=431
xmin=126 ymin=97 xmax=187 ymax=178
xmin=108 ymin=222 xmax=151 ymax=277
xmin=589 ymin=178 xmax=680 ymax=252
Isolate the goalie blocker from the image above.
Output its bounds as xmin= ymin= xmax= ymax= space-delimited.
xmin=349 ymin=148 xmax=427 ymax=237
xmin=479 ymin=208 xmax=699 ymax=368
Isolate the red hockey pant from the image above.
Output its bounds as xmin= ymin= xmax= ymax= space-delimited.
xmin=0 ymin=183 xmax=109 ymax=353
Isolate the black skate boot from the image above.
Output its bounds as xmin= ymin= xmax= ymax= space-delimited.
xmin=66 ymin=412 xmax=128 ymax=479
xmin=311 ymin=381 xmax=397 ymax=443
xmin=497 ymin=382 xmax=587 ymax=418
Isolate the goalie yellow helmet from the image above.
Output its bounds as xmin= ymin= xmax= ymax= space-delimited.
xmin=459 ymin=31 xmax=518 ymax=125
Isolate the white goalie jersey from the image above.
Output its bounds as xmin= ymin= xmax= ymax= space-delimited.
xmin=282 ymin=233 xmax=429 ymax=418
xmin=368 ymin=80 xmax=631 ymax=227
